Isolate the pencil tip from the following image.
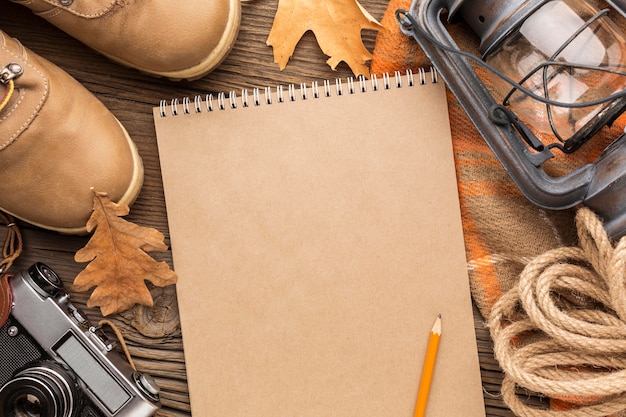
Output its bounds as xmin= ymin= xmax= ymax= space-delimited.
xmin=432 ymin=314 xmax=442 ymax=334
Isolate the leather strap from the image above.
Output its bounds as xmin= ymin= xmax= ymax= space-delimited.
xmin=0 ymin=212 xmax=21 ymax=276
xmin=0 ymin=273 xmax=12 ymax=327
xmin=0 ymin=212 xmax=21 ymax=327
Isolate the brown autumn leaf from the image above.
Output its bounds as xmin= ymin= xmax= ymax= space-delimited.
xmin=266 ymin=0 xmax=383 ymax=77
xmin=73 ymin=190 xmax=178 ymax=316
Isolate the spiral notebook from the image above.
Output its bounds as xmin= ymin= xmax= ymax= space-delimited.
xmin=153 ymin=70 xmax=485 ymax=417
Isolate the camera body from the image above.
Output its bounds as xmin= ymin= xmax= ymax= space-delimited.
xmin=0 ymin=263 xmax=160 ymax=417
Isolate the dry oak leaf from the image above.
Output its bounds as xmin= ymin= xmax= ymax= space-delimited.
xmin=73 ymin=191 xmax=178 ymax=316
xmin=266 ymin=0 xmax=383 ymax=77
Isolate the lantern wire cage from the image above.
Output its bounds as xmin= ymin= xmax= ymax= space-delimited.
xmin=397 ymin=5 xmax=626 ymax=152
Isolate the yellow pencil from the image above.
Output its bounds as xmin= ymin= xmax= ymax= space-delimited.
xmin=414 ymin=314 xmax=442 ymax=417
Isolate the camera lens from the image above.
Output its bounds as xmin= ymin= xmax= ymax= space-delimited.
xmin=14 ymin=393 xmax=41 ymax=416
xmin=0 ymin=362 xmax=80 ymax=417
xmin=27 ymin=263 xmax=64 ymax=297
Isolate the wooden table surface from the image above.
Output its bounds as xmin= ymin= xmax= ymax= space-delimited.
xmin=1 ymin=0 xmax=515 ymax=415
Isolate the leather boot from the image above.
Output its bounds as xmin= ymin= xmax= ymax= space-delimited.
xmin=10 ymin=0 xmax=242 ymax=80
xmin=0 ymin=30 xmax=143 ymax=234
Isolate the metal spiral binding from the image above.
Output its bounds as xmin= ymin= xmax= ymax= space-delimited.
xmin=159 ymin=68 xmax=438 ymax=117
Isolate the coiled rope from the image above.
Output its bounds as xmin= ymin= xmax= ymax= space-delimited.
xmin=489 ymin=207 xmax=626 ymax=416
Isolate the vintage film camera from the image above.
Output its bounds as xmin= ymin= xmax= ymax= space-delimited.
xmin=0 ymin=263 xmax=161 ymax=417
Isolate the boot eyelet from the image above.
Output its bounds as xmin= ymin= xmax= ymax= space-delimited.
xmin=59 ymin=0 xmax=73 ymax=5
xmin=1 ymin=63 xmax=24 ymax=84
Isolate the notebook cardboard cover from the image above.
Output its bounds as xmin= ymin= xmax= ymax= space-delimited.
xmin=153 ymin=75 xmax=485 ymax=416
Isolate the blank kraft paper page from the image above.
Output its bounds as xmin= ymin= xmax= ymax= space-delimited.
xmin=153 ymin=72 xmax=485 ymax=417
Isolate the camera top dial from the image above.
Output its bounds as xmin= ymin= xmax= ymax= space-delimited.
xmin=27 ymin=262 xmax=64 ymax=297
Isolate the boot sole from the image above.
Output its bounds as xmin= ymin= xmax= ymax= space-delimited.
xmin=1 ymin=118 xmax=144 ymax=235
xmin=95 ymin=0 xmax=242 ymax=81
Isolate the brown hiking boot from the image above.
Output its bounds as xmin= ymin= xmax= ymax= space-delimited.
xmin=0 ymin=30 xmax=143 ymax=234
xmin=10 ymin=0 xmax=242 ymax=80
